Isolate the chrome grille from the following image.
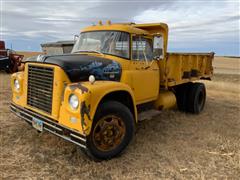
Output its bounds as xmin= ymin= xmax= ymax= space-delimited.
xmin=27 ymin=65 xmax=54 ymax=114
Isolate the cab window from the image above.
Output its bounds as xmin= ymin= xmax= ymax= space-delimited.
xmin=72 ymin=31 xmax=130 ymax=59
xmin=132 ymin=36 xmax=153 ymax=61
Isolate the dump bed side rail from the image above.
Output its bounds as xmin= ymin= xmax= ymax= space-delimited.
xmin=162 ymin=52 xmax=214 ymax=87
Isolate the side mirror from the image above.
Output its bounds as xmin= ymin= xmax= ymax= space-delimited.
xmin=153 ymin=36 xmax=164 ymax=60
xmin=74 ymin=35 xmax=79 ymax=42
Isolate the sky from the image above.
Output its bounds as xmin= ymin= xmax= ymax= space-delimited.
xmin=1 ymin=0 xmax=239 ymax=56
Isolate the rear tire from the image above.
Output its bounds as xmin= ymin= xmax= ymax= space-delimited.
xmin=186 ymin=83 xmax=206 ymax=114
xmin=86 ymin=101 xmax=135 ymax=160
xmin=175 ymin=83 xmax=191 ymax=111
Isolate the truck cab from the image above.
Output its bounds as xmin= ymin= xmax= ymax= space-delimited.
xmin=72 ymin=23 xmax=165 ymax=104
xmin=10 ymin=22 xmax=213 ymax=160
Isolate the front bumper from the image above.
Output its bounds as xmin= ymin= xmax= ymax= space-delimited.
xmin=10 ymin=103 xmax=87 ymax=149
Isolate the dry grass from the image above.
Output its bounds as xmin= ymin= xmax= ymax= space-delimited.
xmin=0 ymin=57 xmax=240 ymax=179
xmin=213 ymin=56 xmax=240 ymax=75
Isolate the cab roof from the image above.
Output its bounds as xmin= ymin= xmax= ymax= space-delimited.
xmin=81 ymin=22 xmax=168 ymax=35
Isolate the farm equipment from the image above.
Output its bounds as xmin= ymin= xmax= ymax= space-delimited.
xmin=0 ymin=41 xmax=24 ymax=73
xmin=10 ymin=21 xmax=214 ymax=160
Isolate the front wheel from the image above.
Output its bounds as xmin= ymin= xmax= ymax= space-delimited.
xmin=86 ymin=101 xmax=135 ymax=160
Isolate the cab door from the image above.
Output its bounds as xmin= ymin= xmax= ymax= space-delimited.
xmin=130 ymin=36 xmax=159 ymax=104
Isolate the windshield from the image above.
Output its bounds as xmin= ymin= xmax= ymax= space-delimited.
xmin=72 ymin=31 xmax=130 ymax=59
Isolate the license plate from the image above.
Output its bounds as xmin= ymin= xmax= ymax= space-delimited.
xmin=32 ymin=117 xmax=43 ymax=132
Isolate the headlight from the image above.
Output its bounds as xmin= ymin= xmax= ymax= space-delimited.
xmin=68 ymin=94 xmax=79 ymax=110
xmin=14 ymin=79 xmax=20 ymax=91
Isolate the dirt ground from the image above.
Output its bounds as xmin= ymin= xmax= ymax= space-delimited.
xmin=0 ymin=57 xmax=239 ymax=179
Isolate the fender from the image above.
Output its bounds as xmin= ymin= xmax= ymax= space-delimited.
xmin=59 ymin=81 xmax=137 ymax=135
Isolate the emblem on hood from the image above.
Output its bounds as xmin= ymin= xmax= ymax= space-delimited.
xmin=36 ymin=55 xmax=46 ymax=62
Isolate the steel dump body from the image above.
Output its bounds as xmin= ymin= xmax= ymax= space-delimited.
xmin=129 ymin=23 xmax=214 ymax=88
xmin=161 ymin=52 xmax=214 ymax=87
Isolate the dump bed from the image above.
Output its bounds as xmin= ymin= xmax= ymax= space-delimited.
xmin=161 ymin=52 xmax=214 ymax=87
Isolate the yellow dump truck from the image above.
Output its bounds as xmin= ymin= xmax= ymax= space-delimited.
xmin=10 ymin=22 xmax=214 ymax=160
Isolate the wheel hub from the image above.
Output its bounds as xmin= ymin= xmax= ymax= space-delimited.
xmin=92 ymin=115 xmax=126 ymax=151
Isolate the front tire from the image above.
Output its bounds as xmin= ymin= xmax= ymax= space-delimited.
xmin=86 ymin=101 xmax=135 ymax=160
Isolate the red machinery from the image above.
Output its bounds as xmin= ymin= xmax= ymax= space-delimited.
xmin=0 ymin=40 xmax=24 ymax=73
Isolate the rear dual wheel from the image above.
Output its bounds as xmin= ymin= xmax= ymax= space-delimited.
xmin=86 ymin=101 xmax=135 ymax=160
xmin=187 ymin=83 xmax=206 ymax=113
xmin=175 ymin=82 xmax=191 ymax=111
xmin=176 ymin=82 xmax=206 ymax=114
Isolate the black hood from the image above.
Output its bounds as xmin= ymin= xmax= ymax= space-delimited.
xmin=26 ymin=54 xmax=122 ymax=82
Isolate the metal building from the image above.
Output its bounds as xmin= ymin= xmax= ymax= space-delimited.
xmin=41 ymin=40 xmax=74 ymax=55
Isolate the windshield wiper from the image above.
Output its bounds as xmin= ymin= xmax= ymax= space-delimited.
xmin=73 ymin=50 xmax=104 ymax=56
